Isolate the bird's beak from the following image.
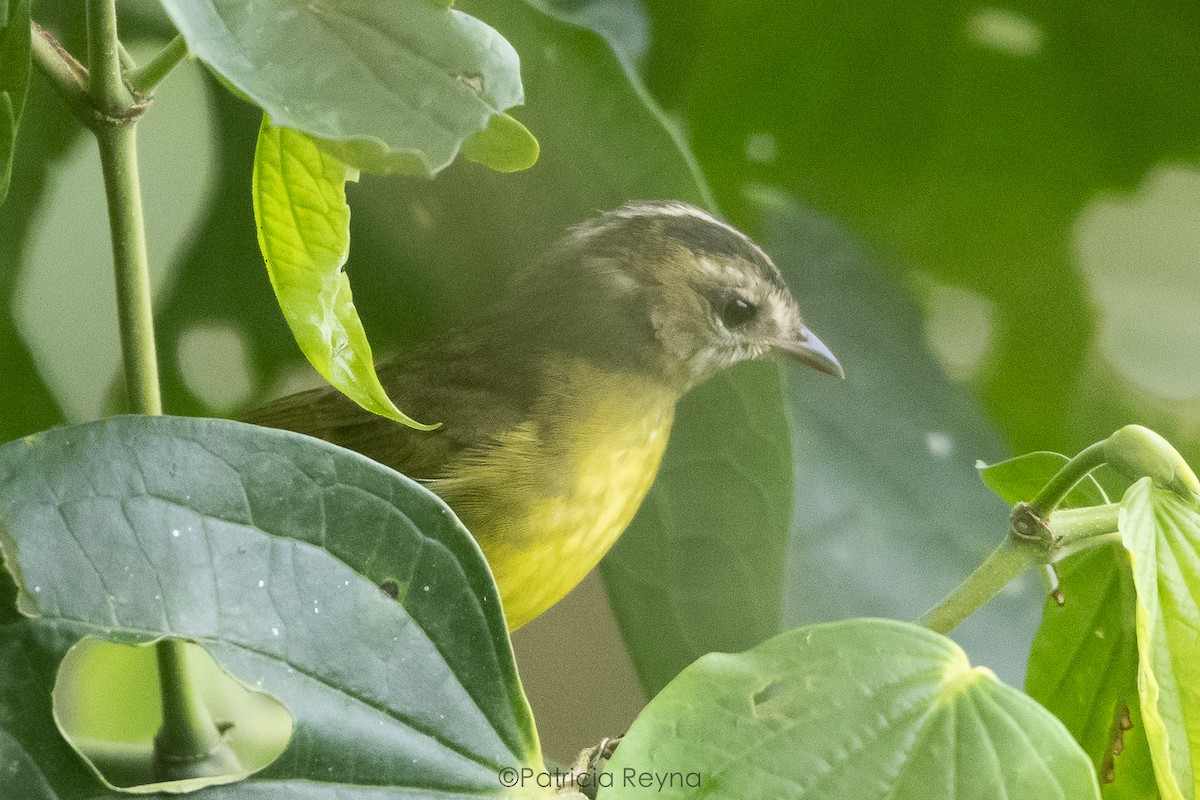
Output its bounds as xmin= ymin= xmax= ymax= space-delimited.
xmin=776 ymin=326 xmax=844 ymax=378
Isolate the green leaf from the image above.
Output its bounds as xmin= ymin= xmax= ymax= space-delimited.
xmin=252 ymin=117 xmax=436 ymax=430
xmin=750 ymin=190 xmax=1041 ymax=684
xmin=979 ymin=451 xmax=1109 ymax=508
xmin=994 ymin=450 xmax=1155 ymax=795
xmin=1026 ymin=547 xmax=1157 ymax=797
xmin=461 ymin=112 xmax=540 ymax=173
xmin=1119 ymin=478 xmax=1200 ymax=799
xmin=0 ymin=416 xmax=543 ymax=798
xmin=600 ymin=619 xmax=1100 ymax=800
xmin=0 ymin=0 xmax=31 ymax=205
xmin=158 ymin=0 xmax=526 ymax=176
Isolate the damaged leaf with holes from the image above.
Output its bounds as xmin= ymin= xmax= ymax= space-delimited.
xmin=0 ymin=415 xmax=544 ymax=797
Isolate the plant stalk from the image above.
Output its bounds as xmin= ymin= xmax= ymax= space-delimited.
xmin=1049 ymin=504 xmax=1121 ymax=548
xmin=920 ymin=536 xmax=1041 ymax=634
xmin=85 ymin=0 xmax=133 ymax=112
xmin=152 ymin=640 xmax=243 ymax=779
xmin=95 ymin=122 xmax=162 ymax=415
xmin=153 ymin=641 xmax=225 ymax=765
xmin=82 ymin=0 xmax=233 ymax=778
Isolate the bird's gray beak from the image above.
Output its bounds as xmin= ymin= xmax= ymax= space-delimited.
xmin=777 ymin=326 xmax=844 ymax=378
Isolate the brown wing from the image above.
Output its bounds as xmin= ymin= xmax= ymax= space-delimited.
xmin=244 ymin=330 xmax=538 ymax=480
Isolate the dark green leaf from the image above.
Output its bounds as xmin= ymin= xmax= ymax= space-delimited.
xmin=158 ymin=0 xmax=526 ymax=176
xmin=1026 ymin=548 xmax=1156 ymax=797
xmin=601 ymin=619 xmax=1100 ymax=799
xmin=602 ymin=363 xmax=791 ymax=694
xmin=0 ymin=416 xmax=542 ymax=798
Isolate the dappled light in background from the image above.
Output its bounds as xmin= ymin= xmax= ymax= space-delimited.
xmin=744 ymin=132 xmax=778 ymax=166
xmin=1075 ymin=165 xmax=1200 ymax=402
xmin=12 ymin=46 xmax=216 ymax=422
xmin=964 ymin=8 xmax=1043 ymax=57
xmin=176 ymin=322 xmax=257 ymax=413
xmin=913 ymin=275 xmax=997 ymax=382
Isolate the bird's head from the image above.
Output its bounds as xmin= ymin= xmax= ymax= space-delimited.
xmin=521 ymin=201 xmax=843 ymax=393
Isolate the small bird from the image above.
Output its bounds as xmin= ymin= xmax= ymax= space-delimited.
xmin=247 ymin=202 xmax=842 ymax=630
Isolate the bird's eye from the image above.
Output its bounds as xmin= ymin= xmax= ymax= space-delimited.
xmin=719 ymin=296 xmax=758 ymax=328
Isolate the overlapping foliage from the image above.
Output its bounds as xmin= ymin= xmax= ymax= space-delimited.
xmin=2 ymin=0 xmax=1199 ymax=797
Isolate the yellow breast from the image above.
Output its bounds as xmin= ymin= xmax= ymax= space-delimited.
xmin=429 ymin=359 xmax=676 ymax=629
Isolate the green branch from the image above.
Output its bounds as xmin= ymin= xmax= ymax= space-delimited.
xmin=920 ymin=536 xmax=1042 ymax=635
xmin=153 ymin=640 xmax=243 ymax=780
xmin=69 ymin=1 xmax=234 ymax=780
xmin=919 ymin=427 xmax=1194 ymax=635
xmin=85 ymin=0 xmax=132 ymax=112
xmin=127 ymin=35 xmax=189 ymax=95
xmin=1047 ymin=504 xmax=1121 ymax=561
xmin=95 ymin=121 xmax=162 ymax=414
xmin=30 ymin=23 xmax=92 ymax=123
xmin=1029 ymin=441 xmax=1107 ymax=517
xmin=917 ymin=505 xmax=1121 ymax=635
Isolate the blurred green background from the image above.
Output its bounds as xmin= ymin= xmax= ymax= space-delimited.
xmin=4 ymin=0 xmax=1199 ymax=763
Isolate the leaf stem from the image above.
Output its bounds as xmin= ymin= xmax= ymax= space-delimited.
xmin=118 ymin=40 xmax=136 ymax=71
xmin=920 ymin=536 xmax=1041 ymax=634
xmin=127 ymin=35 xmax=188 ymax=95
xmin=1029 ymin=441 xmax=1108 ymax=517
xmin=1049 ymin=503 xmax=1121 ymax=548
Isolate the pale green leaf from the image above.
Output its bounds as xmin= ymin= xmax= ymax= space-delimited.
xmin=461 ymin=113 xmax=540 ymax=173
xmin=601 ymin=619 xmax=1099 ymax=800
xmin=1119 ymin=478 xmax=1200 ymax=800
xmin=252 ymin=117 xmax=436 ymax=430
